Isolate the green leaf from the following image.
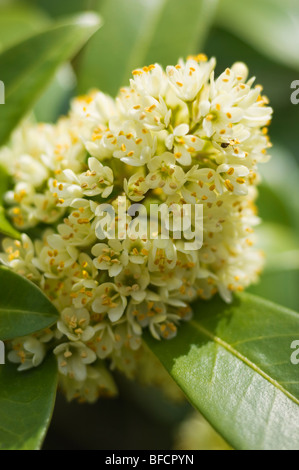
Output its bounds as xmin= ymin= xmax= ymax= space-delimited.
xmin=0 ymin=354 xmax=58 ymax=450
xmin=216 ymin=0 xmax=299 ymax=71
xmin=0 ymin=12 xmax=102 ymax=146
xmin=145 ymin=293 xmax=299 ymax=450
xmin=0 ymin=267 xmax=59 ymax=341
xmin=0 ymin=1 xmax=49 ymax=52
xmin=78 ymin=0 xmax=218 ymax=96
xmin=0 ymin=166 xmax=20 ymax=239
xmin=34 ymin=64 xmax=76 ymax=122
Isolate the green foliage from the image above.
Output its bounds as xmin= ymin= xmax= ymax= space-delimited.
xmin=0 ymin=1 xmax=49 ymax=51
xmin=216 ymin=0 xmax=299 ymax=71
xmin=145 ymin=293 xmax=299 ymax=450
xmin=78 ymin=0 xmax=218 ymax=95
xmin=0 ymin=355 xmax=58 ymax=450
xmin=0 ymin=267 xmax=59 ymax=341
xmin=0 ymin=12 xmax=101 ymax=146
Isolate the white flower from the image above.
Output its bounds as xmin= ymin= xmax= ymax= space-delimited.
xmin=92 ymin=283 xmax=127 ymax=322
xmin=111 ymin=120 xmax=156 ymax=166
xmin=166 ymin=124 xmax=205 ymax=166
xmin=73 ymin=157 xmax=114 ymax=198
xmin=148 ymin=239 xmax=177 ymax=273
xmin=115 ymin=263 xmax=150 ymax=302
xmin=123 ymin=237 xmax=150 ymax=264
xmin=0 ymin=234 xmax=40 ymax=281
xmin=124 ymin=170 xmax=149 ymax=202
xmin=57 ymin=307 xmax=95 ymax=342
xmin=0 ymin=56 xmax=273 ymax=393
xmin=60 ymin=363 xmax=118 ymax=403
xmin=12 ymin=154 xmax=49 ymax=187
xmin=130 ymin=64 xmax=169 ymax=98
xmin=8 ymin=336 xmax=47 ymax=371
xmin=33 ymin=233 xmax=78 ymax=279
xmin=92 ymin=240 xmax=128 ymax=277
xmin=54 ymin=342 xmax=97 ymax=381
xmin=92 ymin=323 xmax=116 ymax=359
xmin=146 ymin=152 xmax=186 ymax=195
xmin=167 ymin=57 xmax=216 ymax=101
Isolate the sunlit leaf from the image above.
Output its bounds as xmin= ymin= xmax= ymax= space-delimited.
xmin=146 ymin=293 xmax=299 ymax=450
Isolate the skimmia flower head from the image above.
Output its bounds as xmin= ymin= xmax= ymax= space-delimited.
xmin=0 ymin=55 xmax=272 ymax=402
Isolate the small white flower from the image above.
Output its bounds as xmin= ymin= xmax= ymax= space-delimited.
xmin=130 ymin=64 xmax=169 ymax=98
xmin=166 ymin=123 xmax=205 ymax=166
xmin=33 ymin=233 xmax=78 ymax=279
xmin=115 ymin=263 xmax=150 ymax=302
xmin=57 ymin=307 xmax=95 ymax=342
xmin=54 ymin=342 xmax=97 ymax=382
xmin=167 ymin=57 xmax=216 ymax=101
xmin=60 ymin=363 xmax=118 ymax=403
xmin=123 ymin=237 xmax=150 ymax=264
xmin=124 ymin=170 xmax=149 ymax=202
xmin=8 ymin=336 xmax=47 ymax=371
xmin=148 ymin=239 xmax=177 ymax=273
xmin=92 ymin=240 xmax=128 ymax=277
xmin=146 ymin=152 xmax=186 ymax=195
xmin=92 ymin=283 xmax=127 ymax=322
xmin=12 ymin=154 xmax=49 ymax=187
xmin=0 ymin=55 xmax=273 ymax=389
xmin=77 ymin=157 xmax=114 ymax=197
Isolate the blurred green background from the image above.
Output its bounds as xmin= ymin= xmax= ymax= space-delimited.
xmin=0 ymin=0 xmax=298 ymax=450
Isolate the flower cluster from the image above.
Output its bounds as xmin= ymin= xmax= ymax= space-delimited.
xmin=0 ymin=55 xmax=272 ymax=402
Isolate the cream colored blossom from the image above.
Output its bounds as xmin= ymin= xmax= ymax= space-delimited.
xmin=0 ymin=55 xmax=272 ymax=402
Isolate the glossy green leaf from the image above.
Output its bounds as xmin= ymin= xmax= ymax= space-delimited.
xmin=78 ymin=0 xmax=218 ymax=95
xmin=0 ymin=12 xmax=102 ymax=146
xmin=146 ymin=293 xmax=299 ymax=450
xmin=216 ymin=0 xmax=299 ymax=71
xmin=0 ymin=166 xmax=20 ymax=239
xmin=0 ymin=355 xmax=58 ymax=450
xmin=0 ymin=267 xmax=59 ymax=341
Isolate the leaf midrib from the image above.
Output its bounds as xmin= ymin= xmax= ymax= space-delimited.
xmin=0 ymin=308 xmax=57 ymax=318
xmin=190 ymin=319 xmax=299 ymax=406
